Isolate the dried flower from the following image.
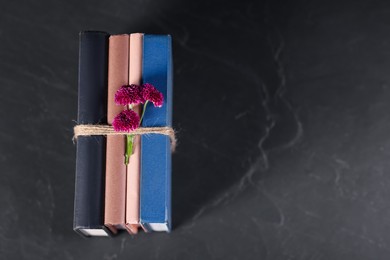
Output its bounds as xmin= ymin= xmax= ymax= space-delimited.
xmin=113 ymin=82 xmax=165 ymax=165
xmin=142 ymin=83 xmax=164 ymax=107
xmin=115 ymin=84 xmax=144 ymax=106
xmin=112 ymin=110 xmax=140 ymax=132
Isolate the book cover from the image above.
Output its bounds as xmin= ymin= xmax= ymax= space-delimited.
xmin=125 ymin=33 xmax=143 ymax=234
xmin=104 ymin=34 xmax=129 ymax=233
xmin=140 ymin=35 xmax=173 ymax=232
xmin=74 ymin=31 xmax=111 ymax=237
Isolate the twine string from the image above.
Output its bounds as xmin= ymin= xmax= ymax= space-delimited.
xmin=73 ymin=124 xmax=176 ymax=151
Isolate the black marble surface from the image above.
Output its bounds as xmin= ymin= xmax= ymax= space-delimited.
xmin=1 ymin=0 xmax=390 ymax=259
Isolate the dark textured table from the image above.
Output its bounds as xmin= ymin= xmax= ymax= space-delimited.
xmin=1 ymin=0 xmax=390 ymax=259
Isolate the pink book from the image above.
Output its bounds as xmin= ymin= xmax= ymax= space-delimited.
xmin=104 ymin=35 xmax=129 ymax=234
xmin=125 ymin=33 xmax=143 ymax=234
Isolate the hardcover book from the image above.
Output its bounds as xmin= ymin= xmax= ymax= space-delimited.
xmin=74 ymin=31 xmax=111 ymax=237
xmin=140 ymin=35 xmax=173 ymax=232
xmin=125 ymin=33 xmax=143 ymax=234
xmin=104 ymin=34 xmax=129 ymax=233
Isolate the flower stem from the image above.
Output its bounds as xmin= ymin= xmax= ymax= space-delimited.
xmin=139 ymin=100 xmax=149 ymax=125
xmin=125 ymin=134 xmax=134 ymax=165
xmin=124 ymin=104 xmax=135 ymax=165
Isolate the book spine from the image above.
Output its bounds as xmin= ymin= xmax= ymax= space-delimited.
xmin=74 ymin=31 xmax=111 ymax=237
xmin=125 ymin=33 xmax=144 ymax=234
xmin=104 ymin=35 xmax=129 ymax=233
xmin=140 ymin=35 xmax=172 ymax=232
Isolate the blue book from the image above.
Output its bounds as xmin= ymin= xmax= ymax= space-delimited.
xmin=140 ymin=35 xmax=173 ymax=232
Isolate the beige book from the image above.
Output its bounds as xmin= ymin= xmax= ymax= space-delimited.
xmin=125 ymin=33 xmax=143 ymax=234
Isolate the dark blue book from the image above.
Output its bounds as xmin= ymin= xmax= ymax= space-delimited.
xmin=74 ymin=31 xmax=111 ymax=237
xmin=140 ymin=35 xmax=173 ymax=232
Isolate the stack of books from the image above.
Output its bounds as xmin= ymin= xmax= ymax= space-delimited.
xmin=74 ymin=31 xmax=172 ymax=237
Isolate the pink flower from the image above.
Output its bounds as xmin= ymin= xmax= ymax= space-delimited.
xmin=112 ymin=110 xmax=140 ymax=132
xmin=115 ymin=84 xmax=144 ymax=106
xmin=142 ymin=83 xmax=164 ymax=107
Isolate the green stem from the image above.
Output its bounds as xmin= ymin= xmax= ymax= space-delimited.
xmin=124 ymin=102 xmax=146 ymax=165
xmin=125 ymin=134 xmax=134 ymax=165
xmin=139 ymin=100 xmax=149 ymax=125
xmin=124 ymin=104 xmax=135 ymax=165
